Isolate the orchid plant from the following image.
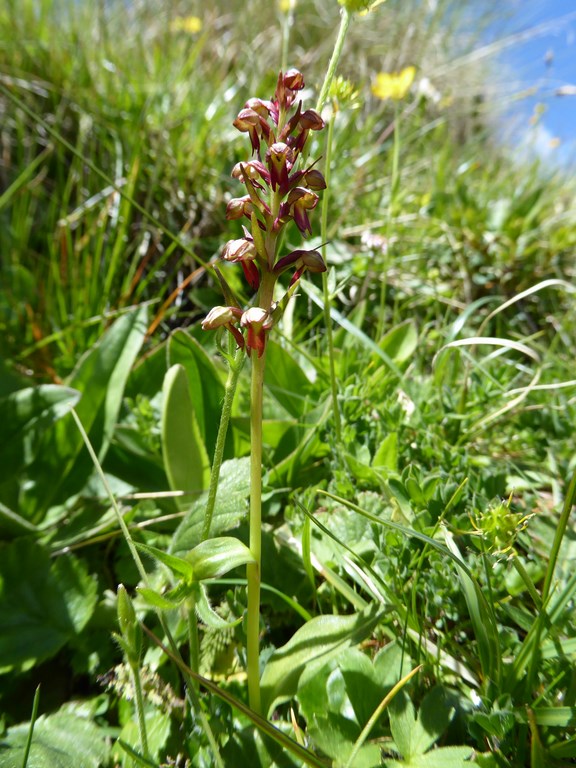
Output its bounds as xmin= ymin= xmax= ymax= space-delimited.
xmin=202 ymin=69 xmax=327 ymax=712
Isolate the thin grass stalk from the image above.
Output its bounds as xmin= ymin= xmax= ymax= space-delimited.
xmin=320 ymin=112 xmax=342 ymax=443
xmin=20 ymin=685 xmax=41 ymax=768
xmin=201 ymin=343 xmax=245 ymax=541
xmin=315 ymin=7 xmax=351 ymax=115
xmin=523 ymin=467 xmax=576 ymax=703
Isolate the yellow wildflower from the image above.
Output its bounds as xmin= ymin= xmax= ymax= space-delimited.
xmin=170 ymin=16 xmax=203 ymax=34
xmin=372 ymin=66 xmax=416 ymax=101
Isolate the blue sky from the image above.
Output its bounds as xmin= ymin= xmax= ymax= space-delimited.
xmin=489 ymin=1 xmax=576 ymax=165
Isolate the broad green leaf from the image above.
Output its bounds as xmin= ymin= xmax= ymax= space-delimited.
xmin=260 ymin=606 xmax=382 ymax=717
xmin=114 ymin=709 xmax=171 ymax=767
xmin=18 ymin=305 xmax=148 ymax=521
xmin=0 ymin=712 xmax=108 ymax=768
xmin=161 ymin=363 xmax=210 ymax=503
xmin=0 ymin=384 xmax=80 ymax=474
xmin=377 ymin=320 xmax=418 ymax=364
xmin=265 ymin=340 xmax=316 ymax=418
xmin=383 ymin=746 xmax=474 ymax=768
xmin=187 ymin=536 xmax=255 ymax=580
xmin=0 ymin=539 xmax=97 ymax=673
xmin=386 ymin=689 xmax=472 ymax=767
xmin=389 ymin=690 xmax=418 ymax=760
xmin=373 ymin=432 xmax=398 ymax=471
xmin=167 ymin=329 xmax=227 ymax=458
xmin=297 ymin=644 xmax=412 ymax=766
xmin=530 ymin=707 xmax=576 ymax=727
xmin=171 ymin=457 xmax=249 ymax=555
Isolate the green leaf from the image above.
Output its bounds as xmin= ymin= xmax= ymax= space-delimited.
xmin=135 ymin=541 xmax=194 ymax=580
xmin=383 ymin=746 xmax=474 ymax=768
xmin=195 ymin=583 xmax=243 ymax=629
xmin=0 ymin=712 xmax=108 ymax=768
xmin=221 ymin=724 xmax=305 ymax=768
xmin=187 ymin=536 xmax=255 ymax=581
xmin=137 ymin=585 xmax=190 ymax=611
xmin=377 ymin=320 xmax=418 ymax=364
xmin=372 ymin=432 xmax=398 ymax=471
xmin=0 ymin=539 xmax=97 ymax=673
xmin=161 ymin=364 xmax=210 ymax=503
xmin=0 ymin=384 xmax=81 ymax=475
xmin=18 ymin=305 xmax=148 ymax=521
xmin=297 ymin=644 xmax=412 ymax=766
xmin=260 ymin=606 xmax=382 ymax=717
xmin=386 ymin=689 xmax=472 ymax=767
xmin=264 ymin=340 xmax=316 ymax=418
xmin=167 ymin=329 xmax=227 ymax=458
xmin=171 ymin=457 xmax=249 ymax=555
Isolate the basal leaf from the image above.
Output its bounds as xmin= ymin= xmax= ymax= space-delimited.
xmin=18 ymin=305 xmax=148 ymax=522
xmin=167 ymin=329 xmax=227 ymax=458
xmin=0 ymin=384 xmax=81 ymax=475
xmin=161 ymin=364 xmax=210 ymax=503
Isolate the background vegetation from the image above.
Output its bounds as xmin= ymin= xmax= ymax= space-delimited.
xmin=1 ymin=0 xmax=575 ymax=766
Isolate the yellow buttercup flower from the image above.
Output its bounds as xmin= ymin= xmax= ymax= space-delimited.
xmin=371 ymin=66 xmax=416 ymax=101
xmin=170 ymin=16 xmax=203 ymax=34
xmin=279 ymin=0 xmax=296 ymax=12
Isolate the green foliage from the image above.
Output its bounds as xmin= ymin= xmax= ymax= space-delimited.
xmin=0 ymin=711 xmax=109 ymax=768
xmin=261 ymin=606 xmax=383 ymax=716
xmin=161 ymin=363 xmax=210 ymax=500
xmin=1 ymin=0 xmax=575 ymax=765
xmin=0 ymin=539 xmax=97 ymax=673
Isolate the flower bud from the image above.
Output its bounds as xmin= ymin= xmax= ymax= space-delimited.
xmin=226 ymin=195 xmax=253 ymax=220
xmin=299 ymin=109 xmax=324 ymax=131
xmin=222 ymin=238 xmax=257 ymax=263
xmin=284 ymin=69 xmax=305 ymax=91
xmin=201 ymin=305 xmax=242 ymax=330
xmin=117 ymin=584 xmax=142 ymax=665
xmin=303 ymin=169 xmax=327 ymax=190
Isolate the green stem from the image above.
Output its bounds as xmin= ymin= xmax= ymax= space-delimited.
xmin=130 ymin=663 xmax=150 ymax=760
xmin=202 ymin=344 xmax=245 ymax=541
xmin=315 ymin=7 xmax=351 ymax=115
xmin=320 ymin=112 xmax=342 ymax=443
xmin=247 ymin=350 xmax=265 ymax=714
xmin=377 ymin=101 xmax=400 ymax=340
xmin=187 ymin=596 xmax=200 ymax=682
